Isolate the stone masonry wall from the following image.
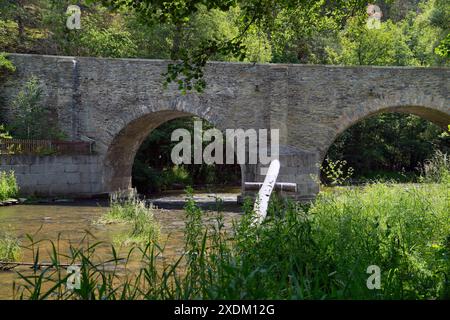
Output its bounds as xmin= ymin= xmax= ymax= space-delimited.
xmin=0 ymin=155 xmax=103 ymax=197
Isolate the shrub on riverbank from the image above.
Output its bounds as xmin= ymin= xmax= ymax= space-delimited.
xmin=310 ymin=182 xmax=449 ymax=299
xmin=420 ymin=150 xmax=450 ymax=183
xmin=0 ymin=52 xmax=15 ymax=76
xmin=0 ymin=171 xmax=18 ymax=201
xmin=12 ymin=179 xmax=450 ymax=300
xmin=0 ymin=232 xmax=21 ymax=262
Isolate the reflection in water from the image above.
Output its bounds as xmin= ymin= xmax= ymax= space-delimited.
xmin=0 ymin=192 xmax=242 ymax=299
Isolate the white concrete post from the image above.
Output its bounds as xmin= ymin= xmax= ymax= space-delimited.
xmin=253 ymin=159 xmax=280 ymax=225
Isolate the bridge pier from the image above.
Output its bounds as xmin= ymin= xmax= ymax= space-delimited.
xmin=240 ymin=146 xmax=320 ymax=202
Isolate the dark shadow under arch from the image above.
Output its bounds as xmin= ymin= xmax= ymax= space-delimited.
xmin=322 ymin=105 xmax=450 ymax=161
xmin=321 ymin=105 xmax=449 ymax=182
xmin=104 ymin=110 xmax=245 ymax=194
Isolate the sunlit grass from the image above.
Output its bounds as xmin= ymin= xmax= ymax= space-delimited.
xmin=10 ymin=178 xmax=449 ymax=300
xmin=0 ymin=171 xmax=19 ymax=202
xmin=97 ymin=194 xmax=160 ymax=246
xmin=0 ymin=231 xmax=21 ymax=262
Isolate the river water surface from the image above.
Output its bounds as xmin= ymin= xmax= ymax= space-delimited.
xmin=0 ymin=191 xmax=242 ymax=299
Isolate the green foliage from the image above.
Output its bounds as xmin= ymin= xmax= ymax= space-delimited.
xmin=311 ymin=182 xmax=449 ymax=299
xmin=77 ymin=10 xmax=138 ymax=58
xmin=0 ymin=0 xmax=43 ymax=52
xmin=319 ymin=157 xmax=354 ymax=186
xmin=9 ymin=76 xmax=65 ymax=140
xmin=0 ymin=124 xmax=12 ymax=139
xmin=420 ymin=150 xmax=450 ymax=183
xmin=12 ymin=178 xmax=450 ymax=299
xmin=326 ymin=113 xmax=449 ymax=180
xmin=435 ymin=33 xmax=450 ymax=58
xmin=325 ymin=0 xmax=449 ymax=67
xmin=97 ymin=192 xmax=160 ymax=245
xmin=0 ymin=171 xmax=19 ymax=201
xmin=327 ymin=17 xmax=418 ymax=66
xmin=0 ymin=231 xmax=21 ymax=263
xmin=0 ymin=52 xmax=16 ymax=75
xmin=408 ymin=0 xmax=449 ymax=66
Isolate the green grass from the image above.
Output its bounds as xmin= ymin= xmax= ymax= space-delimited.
xmin=11 ymin=178 xmax=449 ymax=300
xmin=310 ymin=182 xmax=449 ymax=299
xmin=97 ymin=194 xmax=160 ymax=245
xmin=0 ymin=171 xmax=19 ymax=202
xmin=0 ymin=232 xmax=21 ymax=262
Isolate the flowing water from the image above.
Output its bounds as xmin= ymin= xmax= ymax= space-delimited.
xmin=0 ymin=191 xmax=242 ymax=299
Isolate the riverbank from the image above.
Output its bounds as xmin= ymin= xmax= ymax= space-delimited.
xmin=0 ymin=198 xmax=19 ymax=206
xmin=1 ymin=181 xmax=447 ymax=300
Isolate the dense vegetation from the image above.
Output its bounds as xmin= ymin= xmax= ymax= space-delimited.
xmin=0 ymin=231 xmax=21 ymax=262
xmin=328 ymin=114 xmax=449 ymax=183
xmin=0 ymin=170 xmax=18 ymax=201
xmin=97 ymin=192 xmax=161 ymax=245
xmin=132 ymin=117 xmax=241 ymax=193
xmin=13 ymin=158 xmax=450 ymax=299
xmin=1 ymin=1 xmax=447 ymax=66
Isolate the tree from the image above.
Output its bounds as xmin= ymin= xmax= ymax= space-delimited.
xmin=93 ymin=0 xmax=368 ymax=92
xmin=408 ymin=0 xmax=449 ymax=66
xmin=9 ymin=76 xmax=65 ymax=140
xmin=0 ymin=0 xmax=45 ymax=52
xmin=326 ymin=113 xmax=449 ymax=179
xmin=326 ymin=16 xmax=418 ymax=66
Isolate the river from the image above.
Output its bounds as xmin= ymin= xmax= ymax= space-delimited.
xmin=0 ymin=190 xmax=243 ymax=299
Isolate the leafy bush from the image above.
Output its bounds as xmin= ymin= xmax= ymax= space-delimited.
xmin=0 ymin=232 xmax=21 ymax=262
xmin=80 ymin=26 xmax=137 ymax=58
xmin=0 ymin=171 xmax=19 ymax=201
xmin=97 ymin=192 xmax=160 ymax=245
xmin=420 ymin=150 xmax=450 ymax=183
xmin=9 ymin=76 xmax=66 ymax=140
xmin=0 ymin=52 xmax=15 ymax=75
xmin=160 ymin=166 xmax=193 ymax=190
xmin=435 ymin=33 xmax=450 ymax=58
xmin=319 ymin=157 xmax=354 ymax=186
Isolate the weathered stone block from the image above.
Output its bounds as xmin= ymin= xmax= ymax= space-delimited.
xmin=30 ymin=164 xmax=44 ymax=174
xmin=66 ymin=173 xmax=81 ymax=185
xmin=64 ymin=164 xmax=79 ymax=173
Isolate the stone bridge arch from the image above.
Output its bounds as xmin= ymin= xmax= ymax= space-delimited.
xmin=102 ymin=100 xmax=247 ymax=194
xmin=319 ymin=97 xmax=450 ymax=162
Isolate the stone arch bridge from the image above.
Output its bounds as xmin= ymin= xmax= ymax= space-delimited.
xmin=0 ymin=54 xmax=448 ymax=200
